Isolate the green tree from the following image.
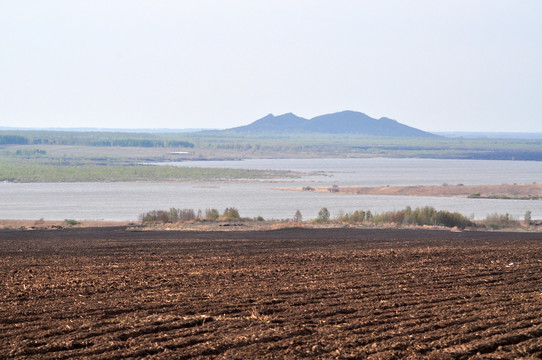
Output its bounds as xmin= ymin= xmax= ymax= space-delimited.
xmin=168 ymin=208 xmax=179 ymax=222
xmin=223 ymin=207 xmax=240 ymax=220
xmin=205 ymin=208 xmax=220 ymax=220
xmin=293 ymin=209 xmax=303 ymax=222
xmin=317 ymin=207 xmax=330 ymax=222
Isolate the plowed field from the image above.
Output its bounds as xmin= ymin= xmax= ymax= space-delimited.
xmin=1 ymin=227 xmax=541 ymax=359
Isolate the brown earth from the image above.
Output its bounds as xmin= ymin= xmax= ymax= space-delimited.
xmin=1 ymin=227 xmax=541 ymax=359
xmin=276 ymin=183 xmax=542 ymax=199
xmin=0 ymin=220 xmax=132 ymax=230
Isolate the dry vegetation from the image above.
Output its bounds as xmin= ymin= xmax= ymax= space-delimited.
xmin=135 ymin=205 xmax=538 ymax=233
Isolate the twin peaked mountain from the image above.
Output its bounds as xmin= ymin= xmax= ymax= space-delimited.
xmin=228 ymin=111 xmax=437 ymax=137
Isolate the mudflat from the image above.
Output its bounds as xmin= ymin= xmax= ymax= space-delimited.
xmin=1 ymin=227 xmax=541 ymax=359
xmin=276 ymin=183 xmax=542 ymax=199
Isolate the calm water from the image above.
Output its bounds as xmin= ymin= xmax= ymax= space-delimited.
xmin=1 ymin=158 xmax=541 ymax=221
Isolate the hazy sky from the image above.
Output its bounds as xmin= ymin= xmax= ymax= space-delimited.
xmin=1 ymin=1 xmax=541 ymax=132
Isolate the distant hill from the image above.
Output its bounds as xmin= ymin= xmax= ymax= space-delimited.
xmin=230 ymin=113 xmax=308 ymax=133
xmin=228 ymin=111 xmax=438 ymax=137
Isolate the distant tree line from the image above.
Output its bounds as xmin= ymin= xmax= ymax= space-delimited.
xmin=1 ymin=134 xmax=194 ymax=148
xmin=0 ymin=135 xmax=29 ymax=145
xmin=78 ymin=139 xmax=195 ymax=148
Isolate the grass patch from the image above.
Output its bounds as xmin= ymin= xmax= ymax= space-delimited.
xmin=0 ymin=161 xmax=299 ymax=182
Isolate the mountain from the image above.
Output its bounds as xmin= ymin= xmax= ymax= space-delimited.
xmin=230 ymin=113 xmax=308 ymax=133
xmin=228 ymin=111 xmax=438 ymax=137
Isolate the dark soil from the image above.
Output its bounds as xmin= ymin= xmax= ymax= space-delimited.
xmin=1 ymin=227 xmax=541 ymax=359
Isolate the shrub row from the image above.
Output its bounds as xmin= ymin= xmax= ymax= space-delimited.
xmin=139 ymin=206 xmax=525 ymax=230
xmin=335 ymin=206 xmax=473 ymax=229
xmin=483 ymin=213 xmax=519 ymax=229
xmin=139 ymin=207 xmax=245 ymax=223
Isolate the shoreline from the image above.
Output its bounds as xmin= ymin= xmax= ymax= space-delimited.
xmin=273 ymin=183 xmax=542 ymax=199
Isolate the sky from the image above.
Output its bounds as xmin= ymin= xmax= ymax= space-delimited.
xmin=1 ymin=1 xmax=541 ymax=132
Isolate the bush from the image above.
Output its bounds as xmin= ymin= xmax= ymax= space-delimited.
xmin=140 ymin=208 xmax=200 ymax=224
xmin=205 ymin=208 xmax=220 ymax=220
xmin=353 ymin=210 xmax=366 ymax=222
xmin=179 ymin=208 xmax=196 ymax=221
xmin=415 ymin=206 xmax=438 ymax=225
xmin=63 ymin=219 xmax=80 ymax=226
xmin=483 ymin=213 xmax=519 ymax=229
xmin=168 ymin=208 xmax=179 ymax=223
xmin=374 ymin=210 xmax=405 ymax=224
xmin=316 ymin=207 xmax=330 ymax=223
xmin=140 ymin=210 xmax=170 ymax=223
xmin=435 ymin=211 xmax=472 ymax=229
xmin=359 ymin=206 xmax=473 ymax=229
xmin=293 ymin=209 xmax=303 ymax=222
xmin=338 ymin=210 xmax=367 ymax=223
xmin=223 ymin=207 xmax=240 ymax=220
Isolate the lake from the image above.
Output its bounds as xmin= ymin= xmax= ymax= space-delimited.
xmin=1 ymin=158 xmax=541 ymax=221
